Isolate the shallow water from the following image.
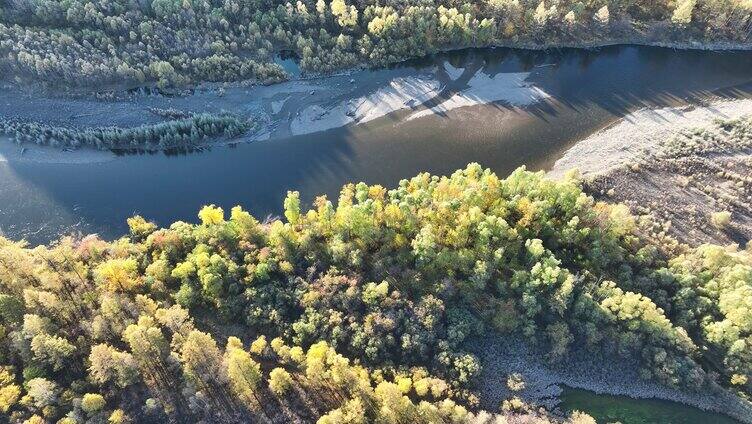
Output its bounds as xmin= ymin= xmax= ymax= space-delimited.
xmin=561 ymin=387 xmax=742 ymax=424
xmin=274 ymin=50 xmax=302 ymax=78
xmin=1 ymin=46 xmax=752 ymax=245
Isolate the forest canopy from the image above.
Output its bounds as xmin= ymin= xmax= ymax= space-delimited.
xmin=1 ymin=0 xmax=751 ymax=87
xmin=0 ymin=111 xmax=253 ymax=150
xmin=0 ymin=113 xmax=252 ymax=150
xmin=0 ymin=164 xmax=750 ymax=422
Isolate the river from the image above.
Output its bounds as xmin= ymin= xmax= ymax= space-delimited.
xmin=1 ymin=44 xmax=752 ymax=422
xmin=561 ymin=387 xmax=742 ymax=424
xmin=1 ymin=45 xmax=751 ymax=245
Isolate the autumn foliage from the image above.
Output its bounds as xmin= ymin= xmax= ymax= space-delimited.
xmin=0 ymin=164 xmax=749 ymax=422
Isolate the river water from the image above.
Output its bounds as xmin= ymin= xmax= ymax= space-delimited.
xmin=561 ymin=387 xmax=742 ymax=423
xmin=1 ymin=45 xmax=751 ymax=422
xmin=0 ymin=46 xmax=752 ymax=243
xmin=1 ymin=45 xmax=751 ymax=245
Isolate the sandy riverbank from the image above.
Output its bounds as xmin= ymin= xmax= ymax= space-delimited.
xmin=548 ymin=98 xmax=752 ymax=178
xmin=469 ymin=335 xmax=752 ymax=423
xmin=289 ymin=75 xmax=442 ymax=136
xmin=288 ymin=67 xmax=550 ymax=136
xmin=405 ymin=69 xmax=549 ymax=122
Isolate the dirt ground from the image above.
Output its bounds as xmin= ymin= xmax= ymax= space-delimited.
xmin=584 ymin=120 xmax=752 ymax=248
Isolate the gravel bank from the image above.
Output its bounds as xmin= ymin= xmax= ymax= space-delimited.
xmin=548 ymin=98 xmax=752 ymax=247
xmin=548 ymin=98 xmax=752 ymax=178
xmin=468 ymin=334 xmax=752 ymax=423
xmin=289 ymin=76 xmax=442 ymax=136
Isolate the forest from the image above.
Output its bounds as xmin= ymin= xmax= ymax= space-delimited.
xmin=0 ymin=113 xmax=252 ymax=150
xmin=0 ymin=163 xmax=749 ymax=423
xmin=1 ymin=0 xmax=751 ymax=87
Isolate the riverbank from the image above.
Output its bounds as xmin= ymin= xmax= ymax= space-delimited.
xmin=0 ymin=48 xmax=556 ymax=153
xmin=468 ymin=335 xmax=752 ymax=423
xmin=548 ymin=98 xmax=752 ymax=178
xmin=548 ymin=98 xmax=752 ymax=247
xmin=288 ymin=67 xmax=550 ymax=136
xmin=146 ymin=38 xmax=752 ymax=93
xmin=478 ymin=38 xmax=752 ymax=55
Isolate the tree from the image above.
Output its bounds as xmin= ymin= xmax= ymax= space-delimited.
xmin=94 ymin=258 xmax=141 ymax=292
xmin=180 ymin=330 xmax=224 ymax=386
xmin=284 ymin=192 xmax=301 ymax=225
xmin=151 ymin=0 xmax=184 ymax=18
xmin=564 ymin=10 xmax=576 ymax=25
xmin=330 ymin=0 xmax=358 ymax=28
xmin=317 ymin=398 xmax=367 ymax=423
xmin=249 ymin=335 xmax=268 ymax=356
xmin=199 ymin=205 xmax=225 ymax=226
xmin=127 ymin=216 xmax=157 ymax=241
xmin=108 ymin=409 xmax=130 ymax=423
xmin=0 ymin=367 xmax=20 ymax=414
xmin=569 ymin=411 xmax=597 ymax=424
xmin=593 ymin=6 xmax=609 ymax=25
xmin=89 ymin=344 xmax=140 ymax=388
xmin=180 ymin=330 xmax=235 ymax=419
xmin=149 ymin=61 xmax=180 ymax=88
xmin=224 ymin=337 xmax=266 ymax=418
xmin=81 ymin=393 xmax=106 ymax=415
xmin=672 ymin=0 xmax=696 ymax=25
xmin=25 ymin=378 xmax=58 ymax=409
xmin=0 ymin=294 xmax=24 ymax=324
xmin=30 ymin=334 xmax=75 ymax=371
xmin=268 ymin=368 xmax=293 ymax=395
xmin=711 ymin=210 xmax=731 ymax=228
xmin=122 ymin=316 xmax=184 ymax=415
xmin=533 ymin=1 xmax=548 ymax=26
